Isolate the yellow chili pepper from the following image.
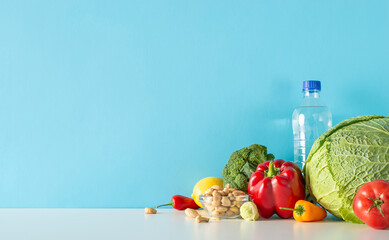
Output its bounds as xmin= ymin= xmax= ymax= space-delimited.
xmin=279 ymin=200 xmax=327 ymax=222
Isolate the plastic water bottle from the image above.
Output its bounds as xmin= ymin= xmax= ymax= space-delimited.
xmin=292 ymin=80 xmax=332 ymax=169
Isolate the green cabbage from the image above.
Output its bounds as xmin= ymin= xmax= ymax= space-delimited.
xmin=304 ymin=115 xmax=389 ymax=223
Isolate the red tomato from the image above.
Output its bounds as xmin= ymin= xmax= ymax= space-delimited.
xmin=353 ymin=180 xmax=389 ymax=230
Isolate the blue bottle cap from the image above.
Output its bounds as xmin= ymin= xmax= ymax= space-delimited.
xmin=302 ymin=80 xmax=321 ymax=91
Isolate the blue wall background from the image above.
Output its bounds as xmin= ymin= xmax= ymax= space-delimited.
xmin=0 ymin=1 xmax=388 ymax=208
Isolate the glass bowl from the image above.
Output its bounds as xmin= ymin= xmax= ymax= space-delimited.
xmin=199 ymin=194 xmax=249 ymax=218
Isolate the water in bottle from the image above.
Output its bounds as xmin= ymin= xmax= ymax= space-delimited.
xmin=292 ymin=80 xmax=332 ymax=169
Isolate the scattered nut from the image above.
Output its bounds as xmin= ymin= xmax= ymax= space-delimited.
xmin=210 ymin=217 xmax=221 ymax=221
xmin=235 ymin=196 xmax=245 ymax=201
xmin=215 ymin=206 xmax=228 ymax=212
xmin=207 ymin=205 xmax=215 ymax=212
xmin=145 ymin=207 xmax=157 ymax=214
xmin=226 ymin=210 xmax=234 ymax=217
xmin=195 ymin=216 xmax=209 ymax=223
xmin=204 ymin=197 xmax=212 ymax=204
xmin=211 ymin=185 xmax=223 ymax=191
xmin=230 ymin=206 xmax=240 ymax=214
xmin=185 ymin=208 xmax=199 ymax=218
xmin=232 ymin=190 xmax=246 ymax=196
xmin=211 ymin=200 xmax=219 ymax=207
xmin=235 ymin=202 xmax=243 ymax=208
xmin=212 ymin=210 xmax=222 ymax=217
xmin=212 ymin=190 xmax=221 ymax=203
xmin=204 ymin=188 xmax=214 ymax=196
xmin=221 ymin=197 xmax=231 ymax=207
xmin=212 ymin=190 xmax=221 ymax=197
xmin=232 ymin=200 xmax=243 ymax=208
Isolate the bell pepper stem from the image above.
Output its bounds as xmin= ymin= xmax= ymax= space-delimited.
xmin=267 ymin=161 xmax=275 ymax=177
xmin=279 ymin=207 xmax=298 ymax=211
xmin=279 ymin=205 xmax=305 ymax=216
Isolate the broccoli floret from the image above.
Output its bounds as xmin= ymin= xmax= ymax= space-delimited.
xmin=222 ymin=144 xmax=273 ymax=192
xmin=266 ymin=153 xmax=275 ymax=161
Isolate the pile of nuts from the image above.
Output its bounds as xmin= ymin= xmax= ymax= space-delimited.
xmin=201 ymin=184 xmax=246 ymax=217
xmin=145 ymin=184 xmax=247 ymax=223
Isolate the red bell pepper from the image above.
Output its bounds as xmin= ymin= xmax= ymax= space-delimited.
xmin=248 ymin=159 xmax=305 ymax=219
xmin=156 ymin=195 xmax=200 ymax=210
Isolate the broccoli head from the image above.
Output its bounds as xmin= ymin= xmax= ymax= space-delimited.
xmin=222 ymin=144 xmax=273 ymax=192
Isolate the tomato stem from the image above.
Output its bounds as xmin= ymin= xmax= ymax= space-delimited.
xmin=367 ymin=196 xmax=385 ymax=218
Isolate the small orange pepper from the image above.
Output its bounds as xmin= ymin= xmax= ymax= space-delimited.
xmin=279 ymin=200 xmax=327 ymax=222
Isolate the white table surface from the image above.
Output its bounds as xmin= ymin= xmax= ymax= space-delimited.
xmin=0 ymin=208 xmax=387 ymax=240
